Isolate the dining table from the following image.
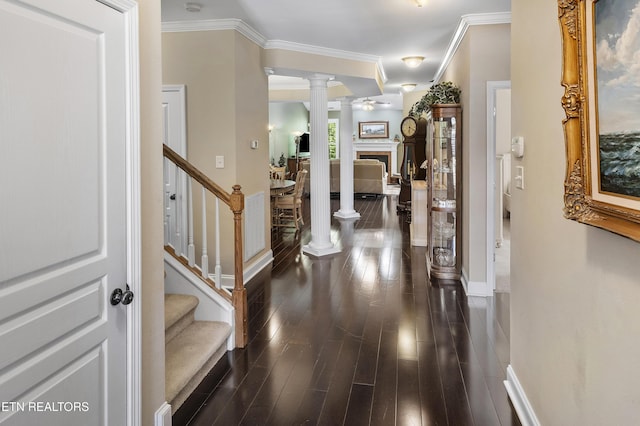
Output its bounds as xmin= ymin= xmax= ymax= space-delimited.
xmin=270 ymin=179 xmax=295 ymax=196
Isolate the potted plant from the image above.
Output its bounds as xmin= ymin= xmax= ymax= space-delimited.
xmin=409 ymin=81 xmax=461 ymax=117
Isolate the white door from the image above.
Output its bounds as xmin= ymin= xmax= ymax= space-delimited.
xmin=162 ymin=86 xmax=188 ymax=256
xmin=0 ymin=1 xmax=134 ymax=424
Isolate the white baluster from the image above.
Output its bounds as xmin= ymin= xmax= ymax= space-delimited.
xmin=187 ymin=177 xmax=195 ymax=266
xmin=163 ymin=158 xmax=170 ymax=245
xmin=201 ymin=187 xmax=208 ymax=278
xmin=174 ymin=164 xmax=182 ymax=255
xmin=214 ymin=198 xmax=221 ymax=288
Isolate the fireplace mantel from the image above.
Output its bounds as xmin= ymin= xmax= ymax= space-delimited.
xmin=353 ymin=140 xmax=400 ymax=176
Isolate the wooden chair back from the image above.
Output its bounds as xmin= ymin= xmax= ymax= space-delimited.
xmin=294 ymin=169 xmax=307 ymax=199
xmin=270 ymin=166 xmax=286 ymax=180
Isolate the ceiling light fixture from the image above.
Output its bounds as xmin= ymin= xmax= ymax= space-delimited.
xmin=415 ymin=0 xmax=427 ymax=7
xmin=401 ymin=83 xmax=417 ymax=92
xmin=362 ymin=103 xmax=374 ymax=111
xmin=402 ymin=56 xmax=425 ymax=68
xmin=184 ymin=2 xmax=202 ymax=12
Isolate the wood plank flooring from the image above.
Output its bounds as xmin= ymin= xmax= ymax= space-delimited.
xmin=173 ymin=192 xmax=520 ymax=426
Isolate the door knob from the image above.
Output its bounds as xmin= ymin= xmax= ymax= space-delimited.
xmin=110 ymin=284 xmax=134 ymax=306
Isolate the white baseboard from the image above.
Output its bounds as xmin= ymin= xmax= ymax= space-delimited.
xmin=461 ymin=269 xmax=492 ymax=297
xmin=243 ymin=250 xmax=273 ymax=282
xmin=219 ymin=250 xmax=274 ymax=289
xmin=504 ymin=365 xmax=540 ymax=426
xmin=411 ymin=237 xmax=428 ymax=247
xmin=154 ymin=402 xmax=172 ymax=426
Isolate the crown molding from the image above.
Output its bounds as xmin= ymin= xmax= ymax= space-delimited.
xmin=161 ymin=18 xmax=267 ymax=47
xmin=433 ymin=12 xmax=511 ymax=84
xmin=266 ymin=39 xmax=381 ymax=65
xmin=161 ymin=19 xmax=386 ymax=83
xmin=265 ymin=40 xmax=386 ymax=83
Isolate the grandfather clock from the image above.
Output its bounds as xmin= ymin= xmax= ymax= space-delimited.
xmin=397 ymin=115 xmax=427 ymax=212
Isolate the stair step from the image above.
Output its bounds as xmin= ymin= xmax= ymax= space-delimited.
xmin=165 ymin=320 xmax=231 ymax=410
xmin=165 ymin=293 xmax=199 ymax=343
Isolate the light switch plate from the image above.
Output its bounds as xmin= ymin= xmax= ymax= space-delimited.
xmin=215 ymin=155 xmax=224 ymax=169
xmin=515 ymin=165 xmax=524 ymax=189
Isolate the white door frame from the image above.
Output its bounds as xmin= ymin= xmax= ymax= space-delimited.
xmin=108 ymin=1 xmax=142 ymax=424
xmin=486 ymin=81 xmax=511 ymax=294
xmin=162 ymin=85 xmax=189 ymax=256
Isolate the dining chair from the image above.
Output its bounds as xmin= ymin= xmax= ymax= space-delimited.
xmin=273 ymin=169 xmax=307 ymax=230
xmin=270 ymin=166 xmax=286 ymax=180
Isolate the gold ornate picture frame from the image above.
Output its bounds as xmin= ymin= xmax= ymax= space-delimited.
xmin=559 ymin=0 xmax=640 ymax=242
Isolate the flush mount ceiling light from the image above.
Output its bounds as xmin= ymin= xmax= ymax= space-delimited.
xmin=402 ymin=56 xmax=425 ymax=68
xmin=401 ymin=83 xmax=417 ymax=92
xmin=184 ymin=2 xmax=202 ymax=12
xmin=415 ymin=0 xmax=427 ymax=6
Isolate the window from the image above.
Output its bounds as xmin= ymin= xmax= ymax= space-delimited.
xmin=328 ymin=119 xmax=339 ymax=159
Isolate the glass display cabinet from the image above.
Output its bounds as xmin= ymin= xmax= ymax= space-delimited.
xmin=426 ymin=104 xmax=462 ymax=280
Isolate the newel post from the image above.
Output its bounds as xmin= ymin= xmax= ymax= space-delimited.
xmin=230 ymin=184 xmax=248 ymax=347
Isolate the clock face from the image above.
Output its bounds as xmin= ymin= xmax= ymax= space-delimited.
xmin=401 ymin=117 xmax=417 ymax=137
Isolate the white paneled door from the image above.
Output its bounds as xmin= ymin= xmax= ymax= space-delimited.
xmin=0 ymin=0 xmax=137 ymax=425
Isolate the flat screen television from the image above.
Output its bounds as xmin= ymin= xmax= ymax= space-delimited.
xmin=298 ymin=133 xmax=310 ymax=154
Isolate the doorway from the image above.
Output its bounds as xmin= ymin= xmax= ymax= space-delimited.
xmin=487 ymin=81 xmax=512 ymax=293
xmin=162 ymin=85 xmax=188 ymax=257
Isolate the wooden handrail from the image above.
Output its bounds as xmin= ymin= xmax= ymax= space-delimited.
xmin=163 ymin=144 xmax=231 ymax=206
xmin=163 ymin=144 xmax=248 ymax=348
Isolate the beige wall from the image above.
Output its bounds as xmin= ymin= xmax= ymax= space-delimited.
xmin=234 ymin=33 xmax=270 ymax=197
xmin=138 ymin=0 xmax=165 ymax=423
xmin=496 ymin=88 xmax=512 ymax=155
xmin=511 ymin=1 xmax=640 ymax=424
xmin=441 ymin=23 xmax=511 ymax=285
xmin=402 ymin=89 xmax=428 ymax=116
xmin=162 ymin=30 xmax=271 ymax=270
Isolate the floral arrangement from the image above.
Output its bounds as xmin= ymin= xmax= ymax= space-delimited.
xmin=409 ymin=81 xmax=461 ymax=117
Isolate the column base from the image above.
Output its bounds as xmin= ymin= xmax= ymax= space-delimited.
xmin=333 ymin=210 xmax=361 ymax=220
xmin=302 ymin=242 xmax=341 ymax=257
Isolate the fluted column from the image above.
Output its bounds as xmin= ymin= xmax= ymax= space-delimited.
xmin=303 ymin=74 xmax=340 ymax=257
xmin=334 ymin=97 xmax=360 ymax=220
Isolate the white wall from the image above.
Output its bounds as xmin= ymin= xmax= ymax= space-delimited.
xmin=269 ymin=102 xmax=309 ymax=163
xmin=511 ymin=1 xmax=640 ymax=424
xmin=352 ymin=109 xmax=403 ymax=143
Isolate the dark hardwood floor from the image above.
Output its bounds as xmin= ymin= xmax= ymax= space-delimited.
xmin=173 ymin=192 xmax=520 ymax=426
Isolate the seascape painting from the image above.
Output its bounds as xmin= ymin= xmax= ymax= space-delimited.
xmin=595 ymin=0 xmax=640 ymax=198
xmin=559 ymin=0 xmax=640 ymax=241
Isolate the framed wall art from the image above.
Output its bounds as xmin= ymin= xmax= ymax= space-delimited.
xmin=559 ymin=0 xmax=640 ymax=241
xmin=358 ymin=121 xmax=389 ymax=139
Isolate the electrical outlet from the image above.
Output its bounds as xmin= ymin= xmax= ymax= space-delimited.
xmin=215 ymin=156 xmax=224 ymax=169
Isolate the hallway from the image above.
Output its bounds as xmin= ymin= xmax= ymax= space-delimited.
xmin=174 ymin=194 xmax=519 ymax=425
